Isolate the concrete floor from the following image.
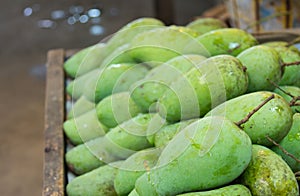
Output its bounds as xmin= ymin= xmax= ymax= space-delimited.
xmin=0 ymin=1 xmax=218 ymax=195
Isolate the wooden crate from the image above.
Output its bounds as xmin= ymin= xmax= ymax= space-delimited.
xmin=43 ymin=32 xmax=300 ymax=196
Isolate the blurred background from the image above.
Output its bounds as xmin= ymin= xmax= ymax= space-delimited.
xmin=0 ymin=0 xmax=222 ymax=195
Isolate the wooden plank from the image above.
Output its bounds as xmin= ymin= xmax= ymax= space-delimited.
xmin=43 ymin=49 xmax=66 ymax=196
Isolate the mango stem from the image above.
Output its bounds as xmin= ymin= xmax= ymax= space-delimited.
xmin=281 ymin=61 xmax=300 ymax=67
xmin=235 ymin=94 xmax=275 ymax=127
xmin=266 ymin=136 xmax=300 ymax=164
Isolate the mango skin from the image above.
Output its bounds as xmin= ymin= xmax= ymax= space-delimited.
xmin=64 ymin=43 xmax=106 ymax=78
xmin=130 ymin=54 xmax=207 ymax=112
xmin=128 ymin=189 xmax=139 ymax=196
xmin=186 ymin=17 xmax=227 ymax=35
xmin=66 ymin=161 xmax=123 ymax=196
xmin=114 ymin=148 xmax=162 ymax=196
xmin=83 ymin=63 xmax=149 ymax=103
xmin=66 ymin=113 xmax=157 ymax=174
xmin=135 ymin=116 xmax=252 ymax=196
xmin=239 ymin=145 xmax=299 ymax=196
xmin=272 ymin=113 xmax=300 ymax=172
xmin=264 ymin=41 xmax=300 ymax=87
xmin=205 ymin=91 xmax=293 ymax=146
xmin=274 ymin=85 xmax=300 ymax=113
xmin=237 ymin=45 xmax=282 ymax=92
xmin=197 ymin=28 xmax=258 ymax=56
xmin=96 ymin=92 xmax=143 ymax=128
xmin=128 ymin=26 xmax=210 ymax=64
xmin=63 ymin=109 xmax=108 ymax=145
xmin=158 ymin=55 xmax=248 ymax=122
xmin=67 ymin=96 xmax=95 ymax=119
xmin=177 ymin=184 xmax=251 ymax=196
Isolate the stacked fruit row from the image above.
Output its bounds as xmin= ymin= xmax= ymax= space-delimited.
xmin=62 ymin=17 xmax=300 ymax=195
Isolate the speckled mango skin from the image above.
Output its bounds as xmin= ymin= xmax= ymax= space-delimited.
xmin=197 ymin=28 xmax=258 ymax=56
xmin=64 ymin=43 xmax=107 ymax=78
xmin=264 ymin=41 xmax=300 ymax=87
xmin=237 ymin=45 xmax=282 ymax=92
xmin=158 ymin=55 xmax=248 ymax=122
xmin=96 ymin=92 xmax=143 ymax=128
xmin=114 ymin=148 xmax=162 ymax=195
xmin=130 ymin=54 xmax=207 ymax=112
xmin=186 ymin=17 xmax=227 ymax=35
xmin=66 ymin=161 xmax=123 ymax=196
xmin=127 ymin=26 xmax=210 ymax=64
xmin=83 ymin=63 xmax=149 ymax=103
xmin=272 ymin=113 xmax=300 ymax=172
xmin=274 ymin=85 xmax=300 ymax=113
xmin=66 ymin=113 xmax=156 ymax=175
xmin=63 ymin=109 xmax=108 ymax=145
xmin=135 ymin=116 xmax=252 ymax=196
xmin=240 ymin=145 xmax=299 ymax=196
xmin=67 ymin=96 xmax=95 ymax=119
xmin=176 ymin=184 xmax=251 ymax=196
xmin=205 ymin=91 xmax=293 ymax=146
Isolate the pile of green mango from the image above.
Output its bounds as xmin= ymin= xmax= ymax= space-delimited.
xmin=62 ymin=17 xmax=300 ymax=196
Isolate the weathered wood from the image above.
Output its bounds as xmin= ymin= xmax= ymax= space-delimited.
xmin=43 ymin=49 xmax=66 ymax=196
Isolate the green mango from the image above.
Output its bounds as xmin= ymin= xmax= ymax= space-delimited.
xmin=158 ymin=55 xmax=248 ymax=122
xmin=130 ymin=54 xmax=207 ymax=112
xmin=66 ymin=161 xmax=123 ymax=196
xmin=274 ymin=85 xmax=300 ymax=113
xmin=104 ymin=17 xmax=165 ymax=56
xmin=127 ymin=26 xmax=210 ymax=64
xmin=135 ymin=116 xmax=252 ymax=195
xmin=154 ymin=119 xmax=197 ymax=148
xmin=272 ymin=113 xmax=300 ymax=172
xmin=114 ymin=148 xmax=162 ymax=195
xmin=63 ymin=109 xmax=108 ymax=145
xmin=66 ymin=96 xmax=95 ymax=119
xmin=237 ymin=45 xmax=282 ymax=92
xmin=239 ymin=145 xmax=299 ymax=196
xmin=66 ymin=68 xmax=101 ymax=100
xmin=96 ymin=92 xmax=144 ymax=128
xmin=64 ymin=43 xmax=106 ymax=78
xmin=197 ymin=28 xmax=258 ymax=56
xmin=65 ymin=113 xmax=161 ymax=174
xmin=83 ymin=63 xmax=149 ymax=102
xmin=205 ymin=91 xmax=293 ymax=146
xmin=264 ymin=41 xmax=300 ymax=87
xmin=176 ymin=184 xmax=251 ymax=196
xmin=186 ymin=17 xmax=227 ymax=35
xmin=128 ymin=189 xmax=139 ymax=196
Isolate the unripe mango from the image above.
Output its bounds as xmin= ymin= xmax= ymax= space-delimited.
xmin=197 ymin=28 xmax=258 ymax=56
xmin=239 ymin=145 xmax=299 ymax=196
xmin=237 ymin=45 xmax=282 ymax=92
xmin=114 ymin=148 xmax=162 ymax=195
xmin=67 ymin=96 xmax=95 ymax=119
xmin=205 ymin=91 xmax=293 ymax=146
xmin=63 ymin=109 xmax=108 ymax=145
xmin=274 ymin=85 xmax=300 ymax=113
xmin=177 ymin=184 xmax=251 ymax=196
xmin=272 ymin=113 xmax=300 ymax=172
xmin=186 ymin=17 xmax=227 ymax=35
xmin=96 ymin=92 xmax=144 ymax=128
xmin=158 ymin=55 xmax=248 ymax=122
xmin=135 ymin=116 xmax=252 ymax=195
xmin=66 ymin=161 xmax=123 ymax=196
xmin=130 ymin=54 xmax=206 ymax=112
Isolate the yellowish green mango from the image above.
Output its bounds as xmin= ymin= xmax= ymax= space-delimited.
xmin=66 ymin=161 xmax=123 ymax=196
xmin=237 ymin=45 xmax=282 ymax=92
xmin=186 ymin=17 xmax=227 ymax=35
xmin=239 ymin=145 xmax=299 ymax=196
xmin=205 ymin=91 xmax=293 ymax=146
xmin=197 ymin=28 xmax=258 ymax=56
xmin=272 ymin=113 xmax=300 ymax=172
xmin=66 ymin=96 xmax=95 ymax=119
xmin=177 ymin=184 xmax=251 ymax=196
xmin=274 ymin=85 xmax=300 ymax=113
xmin=135 ymin=116 xmax=252 ymax=195
xmin=96 ymin=92 xmax=144 ymax=128
xmin=130 ymin=54 xmax=207 ymax=112
xmin=158 ymin=55 xmax=248 ymax=122
xmin=128 ymin=189 xmax=139 ymax=196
